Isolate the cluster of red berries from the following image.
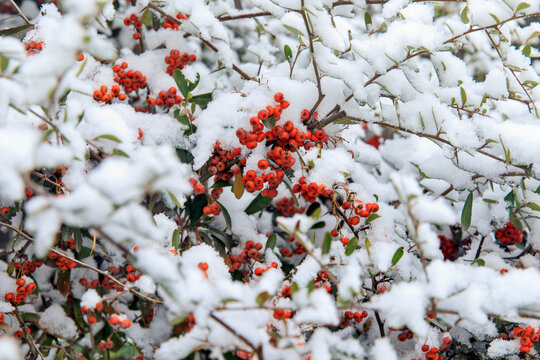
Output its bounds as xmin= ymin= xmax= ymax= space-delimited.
xmin=147 ymin=88 xmax=183 ymax=108
xmin=241 ymin=169 xmax=284 ymax=196
xmin=341 ymin=199 xmax=379 ymax=226
xmin=311 ymin=271 xmax=332 ymax=292
xmin=12 ymin=260 xmax=43 ymax=275
xmin=189 ymin=178 xmax=205 ymax=195
xmin=5 ymin=278 xmax=36 ymax=306
xmin=279 ymin=235 xmax=306 ymax=258
xmin=109 ymin=315 xmax=132 ymax=329
xmin=281 ymin=284 xmax=292 ymax=297
xmin=123 ymin=13 xmax=143 ymax=40
xmin=48 ymin=251 xmax=77 ymax=271
xmin=0 ymin=206 xmax=10 ymax=215
xmin=412 ymin=337 xmax=452 ymax=360
xmin=113 ymin=62 xmax=148 ymax=93
xmin=93 ymin=85 xmax=127 ymax=103
xmin=275 ymin=197 xmax=305 ymax=217
xmin=125 ymin=264 xmax=142 ymax=283
xmin=366 ymin=135 xmax=381 ymax=149
xmin=340 ymin=310 xmax=368 ymax=328
xmin=162 ymin=13 xmax=187 ymax=30
xmin=438 ymin=234 xmax=460 ymax=260
xmin=164 ymin=50 xmax=196 ymax=76
xmin=208 ymin=143 xmax=242 ymax=181
xmin=97 ymin=340 xmax=114 ymax=350
xmin=0 ymin=312 xmax=4 ymax=323
xmin=80 ymin=267 xmax=123 ymax=291
xmin=512 ymin=326 xmax=540 ymax=354
xmin=81 ymin=301 xmax=103 ymax=324
xmin=273 ymin=308 xmax=293 ymax=319
xmin=236 ymin=350 xmax=254 ymax=359
xmin=24 ymin=40 xmax=43 ymax=56
xmin=203 ymin=202 xmax=221 ymax=216
xmin=253 ymin=262 xmax=278 ymax=276
xmin=495 ymin=221 xmax=523 ymax=245
xmin=292 ymin=177 xmax=332 ymax=203
xmin=229 ymin=241 xmax=263 ymax=272
xmin=79 ymin=278 xmax=101 ymax=290
xmin=137 ymin=128 xmax=143 ymax=141
xmin=397 ymin=330 xmax=414 ymax=342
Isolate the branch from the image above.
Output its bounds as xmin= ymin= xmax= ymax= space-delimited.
xmin=0 ymin=221 xmax=162 ymax=304
xmin=210 ymin=313 xmax=264 ymax=360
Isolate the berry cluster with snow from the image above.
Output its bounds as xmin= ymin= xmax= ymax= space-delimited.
xmin=0 ymin=0 xmax=539 ymax=359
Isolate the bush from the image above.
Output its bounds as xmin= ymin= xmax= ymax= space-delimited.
xmin=0 ymin=0 xmax=539 ymax=359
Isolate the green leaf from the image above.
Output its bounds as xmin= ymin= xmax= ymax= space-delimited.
xmin=217 ymin=201 xmax=232 ymax=229
xmin=307 ymin=280 xmax=315 ymax=293
xmin=516 ymin=2 xmax=530 ymax=12
xmin=112 ymin=149 xmax=129 ymax=157
xmin=211 ymin=179 xmax=231 ymax=188
xmin=345 ymin=237 xmax=358 ymax=256
xmin=173 ymin=69 xmax=189 ymax=98
xmin=471 ymin=258 xmax=485 ymax=267
xmin=322 ymin=232 xmax=332 ymax=255
xmin=522 ymin=44 xmax=531 ymax=57
xmin=245 ymin=193 xmax=273 ymax=215
xmin=189 ymin=194 xmax=208 ymax=226
xmin=55 ymin=349 xmax=65 ymax=360
xmin=391 ymin=247 xmax=404 ymax=266
xmin=188 ymin=73 xmax=201 ymax=92
xmin=265 ymin=234 xmax=277 ymax=250
xmin=291 ymin=282 xmax=299 ymax=294
xmin=283 ymin=24 xmax=305 ymax=36
xmin=256 ymin=292 xmax=270 ymax=305
xmin=284 ymin=45 xmax=293 ymax=63
xmin=141 ymin=10 xmax=153 ymax=26
xmin=365 ymin=237 xmax=371 ymax=256
xmin=0 ymin=56 xmax=9 ymax=72
xmin=306 ymin=202 xmax=321 ymax=217
xmin=526 ymin=202 xmax=540 ymax=212
xmin=489 ymin=13 xmax=500 ymax=24
xmin=311 ymin=221 xmax=325 ymax=229
xmin=73 ymin=229 xmax=83 ymax=253
xmin=176 ymin=148 xmax=194 ymax=164
xmin=190 ymin=93 xmax=213 ymax=110
xmin=460 ymin=86 xmax=467 ymax=106
xmin=333 ymin=118 xmax=358 ymax=125
xmin=97 ymin=134 xmax=122 ymax=143
xmin=0 ymin=24 xmax=32 ymax=36
xmin=460 ymin=6 xmax=469 ymax=24
xmin=366 ymin=213 xmax=380 ymax=224
xmin=461 ymin=192 xmax=473 ymax=230
xmin=168 ymin=314 xmax=188 ymax=326
xmin=174 ymin=111 xmax=191 ymax=127
xmin=364 ymin=12 xmax=372 ymax=29
xmin=167 ymin=191 xmax=183 ymax=209
xmin=172 ymin=229 xmax=181 ymax=250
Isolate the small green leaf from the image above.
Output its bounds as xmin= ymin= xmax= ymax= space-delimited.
xmin=366 ymin=213 xmax=380 ymax=224
xmin=291 ymin=282 xmax=299 ymax=294
xmin=461 ymin=192 xmax=473 ymax=230
xmin=0 ymin=24 xmax=32 ymax=36
xmin=0 ymin=56 xmax=9 ymax=72
xmin=471 ymin=258 xmax=485 ymax=267
xmin=189 ymin=194 xmax=208 ymax=226
xmin=176 ymin=148 xmax=194 ymax=163
xmin=391 ymin=247 xmax=404 ymax=266
xmin=311 ymin=221 xmax=325 ymax=229
xmin=73 ymin=229 xmax=83 ymax=253
xmin=460 ymin=6 xmax=469 ymax=24
xmin=522 ymin=44 xmax=531 ymax=57
xmin=489 ymin=13 xmax=500 ymax=24
xmin=245 ymin=193 xmax=273 ymax=215
xmin=365 ymin=237 xmax=371 ymax=256
xmin=309 ymin=204 xmax=322 ymax=218
xmin=190 ymin=92 xmax=213 ymax=109
xmin=55 ymin=349 xmax=65 ymax=360
xmin=307 ymin=281 xmax=315 ymax=293
xmin=172 ymin=229 xmax=181 ymax=250
xmin=217 ymin=201 xmax=232 ymax=229
xmin=188 ymin=73 xmax=201 ymax=91
xmin=168 ymin=314 xmax=188 ymax=326
xmin=345 ymin=237 xmax=358 ymax=256
xmin=460 ymin=86 xmax=467 ymax=106
xmin=265 ymin=234 xmax=277 ymax=250
xmin=516 ymin=2 xmax=530 ymax=12
xmin=173 ymin=69 xmax=190 ymax=98
xmin=256 ymin=291 xmax=270 ymax=305
xmin=211 ymin=179 xmax=231 ymax=188
xmin=364 ymin=12 xmax=372 ymax=29
xmin=322 ymin=232 xmax=332 ymax=255
xmin=141 ymin=10 xmax=153 ymax=26
xmin=283 ymin=24 xmax=305 ymax=36
xmin=112 ymin=148 xmax=129 ymax=157
xmin=526 ymin=202 xmax=540 ymax=211
xmin=97 ymin=134 xmax=122 ymax=143
xmin=284 ymin=45 xmax=293 ymax=63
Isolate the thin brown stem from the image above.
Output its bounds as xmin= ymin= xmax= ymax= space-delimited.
xmin=210 ymin=313 xmax=264 ymax=360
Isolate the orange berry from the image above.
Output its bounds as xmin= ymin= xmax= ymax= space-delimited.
xmin=109 ymin=316 xmax=119 ymax=326
xmin=76 ymin=53 xmax=84 ymax=61
xmin=274 ymin=92 xmax=284 ymax=102
xmin=194 ymin=184 xmax=205 ymax=194
xmin=300 ymin=109 xmax=310 ymax=120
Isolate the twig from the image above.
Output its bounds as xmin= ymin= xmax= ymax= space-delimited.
xmin=218 ymin=11 xmax=271 ymax=21
xmin=14 ymin=308 xmax=45 ymax=359
xmin=210 ymin=313 xmax=264 ymax=360
xmin=8 ymin=0 xmax=30 ymax=25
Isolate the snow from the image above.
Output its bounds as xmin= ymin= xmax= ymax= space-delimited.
xmin=38 ymin=304 xmax=78 ymax=339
